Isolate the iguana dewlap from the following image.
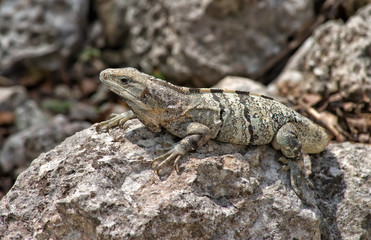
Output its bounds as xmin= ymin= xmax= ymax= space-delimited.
xmin=96 ymin=67 xmax=329 ymax=206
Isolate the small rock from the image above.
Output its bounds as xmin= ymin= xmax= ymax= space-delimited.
xmin=15 ymin=100 xmax=50 ymax=131
xmin=54 ymin=84 xmax=72 ymax=99
xmin=0 ymin=115 xmax=89 ymax=173
xmin=214 ymin=76 xmax=276 ymax=98
xmin=69 ymin=102 xmax=98 ymax=122
xmin=90 ymin=84 xmax=110 ymax=105
xmin=0 ymin=86 xmax=27 ymax=112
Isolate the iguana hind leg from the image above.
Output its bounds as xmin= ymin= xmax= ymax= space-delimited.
xmin=152 ymin=122 xmax=211 ymax=175
xmin=272 ymin=123 xmax=315 ymax=206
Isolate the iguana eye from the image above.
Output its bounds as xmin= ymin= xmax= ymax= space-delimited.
xmin=118 ymin=76 xmax=130 ymax=84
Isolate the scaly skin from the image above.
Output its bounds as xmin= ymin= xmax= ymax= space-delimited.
xmin=96 ymin=67 xmax=329 ymax=206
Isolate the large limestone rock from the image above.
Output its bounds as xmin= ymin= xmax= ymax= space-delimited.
xmin=0 ymin=121 xmax=321 ymax=239
xmin=0 ymin=120 xmax=369 ymax=239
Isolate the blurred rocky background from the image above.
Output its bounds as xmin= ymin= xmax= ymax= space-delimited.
xmin=0 ymin=0 xmax=370 ymax=200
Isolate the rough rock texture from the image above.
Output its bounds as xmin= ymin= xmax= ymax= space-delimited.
xmin=0 ymin=121 xmax=324 ymax=239
xmin=1 ymin=119 xmax=370 ymax=239
xmin=95 ymin=0 xmax=315 ymax=86
xmin=312 ymin=142 xmax=371 ymax=240
xmin=0 ymin=0 xmax=89 ymax=75
xmin=0 ymin=115 xmax=90 ymax=173
xmin=271 ymin=4 xmax=371 ymax=101
xmin=0 ymin=86 xmax=27 ymax=112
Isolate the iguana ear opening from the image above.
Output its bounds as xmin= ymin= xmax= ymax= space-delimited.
xmin=140 ymin=87 xmax=151 ymax=99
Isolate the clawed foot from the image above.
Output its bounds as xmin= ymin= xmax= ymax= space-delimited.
xmin=278 ymin=157 xmax=315 ymax=207
xmin=96 ymin=112 xmax=135 ymax=132
xmin=152 ymin=144 xmax=187 ymax=176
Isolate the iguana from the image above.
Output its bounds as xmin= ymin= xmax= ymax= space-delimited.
xmin=96 ymin=67 xmax=329 ymax=206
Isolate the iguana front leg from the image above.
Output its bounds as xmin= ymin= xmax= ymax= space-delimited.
xmin=96 ymin=111 xmax=135 ymax=132
xmin=152 ymin=122 xmax=211 ymax=175
xmin=272 ymin=123 xmax=314 ymax=206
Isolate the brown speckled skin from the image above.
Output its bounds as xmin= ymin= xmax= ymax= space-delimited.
xmin=97 ymin=67 xmax=329 ymax=206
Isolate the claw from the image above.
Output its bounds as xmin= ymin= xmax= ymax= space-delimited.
xmin=96 ymin=118 xmax=118 ymax=133
xmin=173 ymin=155 xmax=182 ymax=174
xmin=279 ymin=165 xmax=290 ymax=173
xmin=154 ymin=147 xmax=173 ymax=155
xmin=289 ymin=160 xmax=303 ymax=198
xmin=152 ymin=152 xmax=169 ymax=169
xmin=156 ymin=153 xmax=176 ymax=170
xmin=289 ymin=160 xmax=315 ymax=207
xmin=96 ymin=124 xmax=101 ymax=132
xmin=151 ymin=145 xmax=185 ymax=176
xmin=277 ymin=157 xmax=315 ymax=206
xmin=119 ymin=118 xmax=127 ymax=128
xmin=96 ymin=112 xmax=135 ymax=133
xmin=307 ymin=180 xmax=315 ymax=190
xmin=96 ymin=122 xmax=108 ymax=132
xmin=106 ymin=126 xmax=111 ymax=133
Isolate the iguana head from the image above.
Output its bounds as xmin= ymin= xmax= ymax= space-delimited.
xmin=99 ymin=67 xmax=182 ymax=116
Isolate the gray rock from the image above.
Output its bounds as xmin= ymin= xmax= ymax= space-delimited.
xmin=213 ymin=76 xmax=275 ymax=97
xmin=0 ymin=115 xmax=89 ymax=173
xmin=312 ymin=142 xmax=371 ymax=240
xmin=15 ymin=100 xmax=50 ymax=131
xmin=0 ymin=86 xmax=27 ymax=111
xmin=1 ymin=120 xmax=369 ymax=239
xmin=0 ymin=120 xmax=328 ymax=239
xmin=271 ymin=4 xmax=371 ymax=101
xmin=95 ymin=0 xmax=315 ymax=86
xmin=0 ymin=0 xmax=89 ymax=75
xmin=213 ymin=76 xmax=288 ymax=103
xmin=69 ymin=102 xmax=98 ymax=122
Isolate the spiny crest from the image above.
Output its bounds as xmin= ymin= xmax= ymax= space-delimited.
xmin=137 ymin=70 xmax=185 ymax=93
xmin=186 ymin=87 xmax=274 ymax=100
xmin=128 ymin=67 xmax=274 ymax=100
